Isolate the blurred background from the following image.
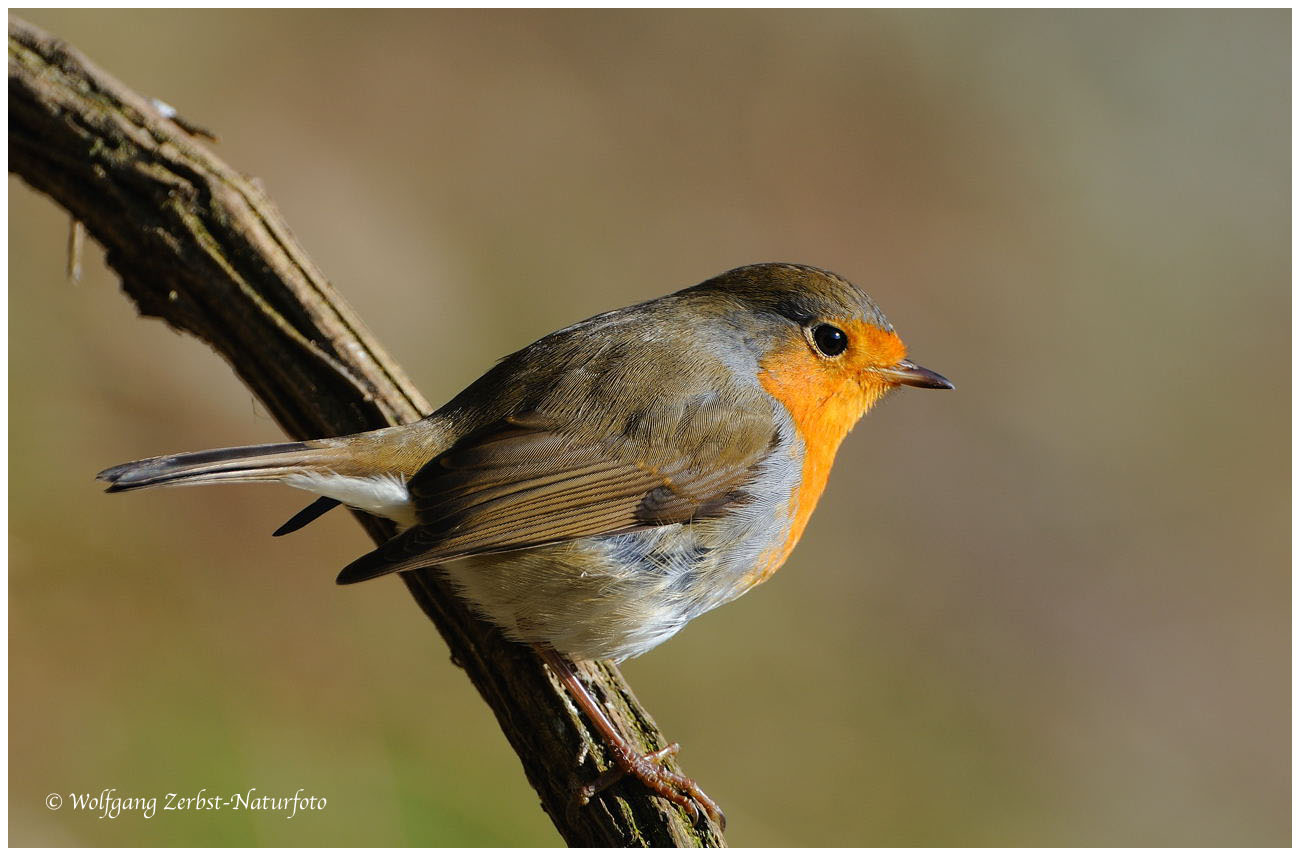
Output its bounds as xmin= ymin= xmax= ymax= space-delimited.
xmin=9 ymin=9 xmax=1289 ymax=847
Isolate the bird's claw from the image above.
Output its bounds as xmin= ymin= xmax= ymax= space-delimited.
xmin=574 ymin=741 xmax=726 ymax=830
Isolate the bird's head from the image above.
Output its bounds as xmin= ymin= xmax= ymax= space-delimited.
xmin=684 ymin=262 xmax=952 ymax=444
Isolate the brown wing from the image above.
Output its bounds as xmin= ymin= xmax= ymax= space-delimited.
xmin=336 ymin=405 xmax=776 ymax=584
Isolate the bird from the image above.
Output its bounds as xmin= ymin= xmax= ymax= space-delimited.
xmin=97 ymin=262 xmax=952 ymax=827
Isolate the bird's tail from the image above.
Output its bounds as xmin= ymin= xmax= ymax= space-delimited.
xmin=97 ymin=422 xmax=449 ymax=533
xmin=96 ymin=439 xmax=352 ymax=493
xmin=96 ymin=427 xmax=433 ymax=534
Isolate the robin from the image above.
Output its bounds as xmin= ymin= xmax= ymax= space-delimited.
xmin=98 ymin=262 xmax=952 ymax=827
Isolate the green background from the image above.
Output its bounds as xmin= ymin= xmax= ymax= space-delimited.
xmin=9 ymin=9 xmax=1289 ymax=846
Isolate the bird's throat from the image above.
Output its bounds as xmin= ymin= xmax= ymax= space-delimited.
xmin=751 ymin=338 xmax=889 ymax=587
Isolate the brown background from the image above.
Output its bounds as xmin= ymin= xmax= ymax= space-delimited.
xmin=9 ymin=9 xmax=1289 ymax=846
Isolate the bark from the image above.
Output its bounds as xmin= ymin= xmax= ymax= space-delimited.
xmin=9 ymin=15 xmax=725 ymax=847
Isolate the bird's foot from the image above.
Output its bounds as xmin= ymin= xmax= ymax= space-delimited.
xmin=576 ymin=741 xmax=725 ymax=829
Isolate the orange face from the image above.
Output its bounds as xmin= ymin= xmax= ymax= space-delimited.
xmin=749 ymin=318 xmax=909 ymax=585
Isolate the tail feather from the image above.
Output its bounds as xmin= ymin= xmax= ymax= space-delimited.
xmin=97 ymin=434 xmax=420 ymax=530
xmin=96 ymin=440 xmax=343 ymax=492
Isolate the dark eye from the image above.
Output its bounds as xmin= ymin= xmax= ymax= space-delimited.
xmin=811 ymin=323 xmax=848 ymax=357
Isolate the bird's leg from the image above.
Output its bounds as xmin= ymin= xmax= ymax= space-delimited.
xmin=536 ymin=646 xmax=725 ymax=829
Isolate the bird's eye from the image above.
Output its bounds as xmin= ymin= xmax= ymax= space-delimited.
xmin=811 ymin=323 xmax=848 ymax=357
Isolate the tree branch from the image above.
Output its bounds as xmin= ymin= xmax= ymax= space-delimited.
xmin=9 ymin=15 xmax=724 ymax=847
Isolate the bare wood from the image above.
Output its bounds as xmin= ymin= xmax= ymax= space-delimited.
xmin=9 ymin=15 xmax=725 ymax=847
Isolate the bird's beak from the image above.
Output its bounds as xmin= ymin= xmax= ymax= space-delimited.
xmin=871 ymin=359 xmax=954 ymax=390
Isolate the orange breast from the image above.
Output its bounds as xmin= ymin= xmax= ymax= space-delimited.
xmin=746 ymin=320 xmax=905 ymax=587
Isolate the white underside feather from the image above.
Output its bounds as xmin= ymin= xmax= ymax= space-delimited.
xmin=283 ymin=471 xmax=417 ymax=529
